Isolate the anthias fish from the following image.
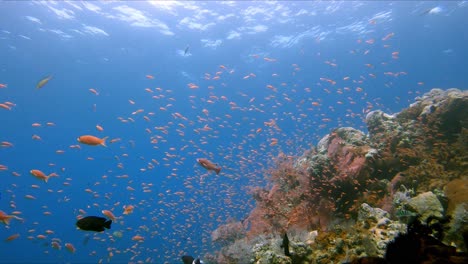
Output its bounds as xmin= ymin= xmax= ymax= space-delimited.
xmin=77 ymin=135 xmax=108 ymax=147
xmin=76 ymin=216 xmax=112 ymax=232
xmin=196 ymin=158 xmax=221 ymax=175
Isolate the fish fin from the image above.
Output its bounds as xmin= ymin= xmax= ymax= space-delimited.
xmin=215 ymin=167 xmax=221 ymax=175
xmin=101 ymin=136 xmax=109 ymax=147
xmin=2 ymin=218 xmax=11 ymax=225
xmin=104 ymin=220 xmax=112 ymax=229
xmin=44 ymin=176 xmax=49 ymax=183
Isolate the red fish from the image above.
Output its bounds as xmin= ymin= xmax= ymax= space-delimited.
xmin=196 ymin=158 xmax=221 ymax=175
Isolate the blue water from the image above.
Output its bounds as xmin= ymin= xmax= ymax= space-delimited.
xmin=1 ymin=1 xmax=467 ymax=263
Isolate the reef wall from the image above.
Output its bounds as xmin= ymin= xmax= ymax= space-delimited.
xmin=209 ymin=89 xmax=467 ymax=264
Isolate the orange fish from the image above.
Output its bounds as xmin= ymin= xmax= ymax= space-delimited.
xmin=30 ymin=169 xmax=51 ymax=183
xmin=65 ymin=243 xmax=75 ymax=253
xmin=1 ymin=141 xmax=13 ymax=147
xmin=123 ymin=205 xmax=134 ymax=215
xmin=5 ymin=233 xmax=20 ymax=242
xmin=196 ymin=158 xmax=221 ymax=175
xmin=132 ymin=235 xmax=144 ymax=241
xmin=102 ymin=210 xmax=116 ymax=221
xmin=77 ymin=135 xmax=108 ymax=147
xmin=89 ymin=88 xmax=99 ymax=95
xmin=25 ymin=195 xmax=36 ymax=200
xmin=0 ymin=103 xmax=11 ymax=110
xmin=51 ymin=241 xmax=61 ymax=250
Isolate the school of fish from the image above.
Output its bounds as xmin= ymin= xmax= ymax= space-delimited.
xmin=0 ymin=27 xmax=431 ymax=263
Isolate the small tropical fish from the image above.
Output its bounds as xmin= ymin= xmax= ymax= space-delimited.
xmin=0 ymin=103 xmax=11 ymax=110
xmin=132 ymin=235 xmax=144 ymax=241
xmin=196 ymin=158 xmax=221 ymax=175
xmin=77 ymin=135 xmax=108 ymax=147
xmin=89 ymin=88 xmax=99 ymax=95
xmin=36 ymin=75 xmax=52 ymax=89
xmin=30 ymin=169 xmax=50 ymax=183
xmin=421 ymin=6 xmax=443 ymax=16
xmin=184 ymin=45 xmax=190 ymax=55
xmin=5 ymin=233 xmax=20 ymax=242
xmin=65 ymin=243 xmax=76 ymax=253
xmin=123 ymin=205 xmax=134 ymax=215
xmin=51 ymin=241 xmax=61 ymax=250
xmin=76 ymin=216 xmax=112 ymax=232
xmin=101 ymin=210 xmax=116 ymax=221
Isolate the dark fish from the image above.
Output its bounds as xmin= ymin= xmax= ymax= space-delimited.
xmin=281 ymin=233 xmax=291 ymax=257
xmin=76 ymin=216 xmax=112 ymax=232
xmin=184 ymin=45 xmax=190 ymax=55
xmin=181 ymin=255 xmax=202 ymax=264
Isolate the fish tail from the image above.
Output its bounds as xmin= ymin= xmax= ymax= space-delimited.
xmin=45 ymin=176 xmax=49 ymax=183
xmin=2 ymin=218 xmax=11 ymax=225
xmin=101 ymin=136 xmax=109 ymax=147
xmin=104 ymin=220 xmax=112 ymax=229
xmin=215 ymin=167 xmax=221 ymax=175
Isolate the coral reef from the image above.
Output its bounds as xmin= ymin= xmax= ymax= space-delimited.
xmin=302 ymin=204 xmax=406 ymax=263
xmin=407 ymin=191 xmax=444 ymax=223
xmin=207 ymin=233 xmax=313 ymax=264
xmin=352 ymin=216 xmax=468 ymax=264
xmin=210 ymin=89 xmax=467 ymax=263
xmin=357 ymin=204 xmax=406 ymax=256
xmin=251 ymin=234 xmax=313 ymax=264
xmin=445 ymin=178 xmax=468 ymax=214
